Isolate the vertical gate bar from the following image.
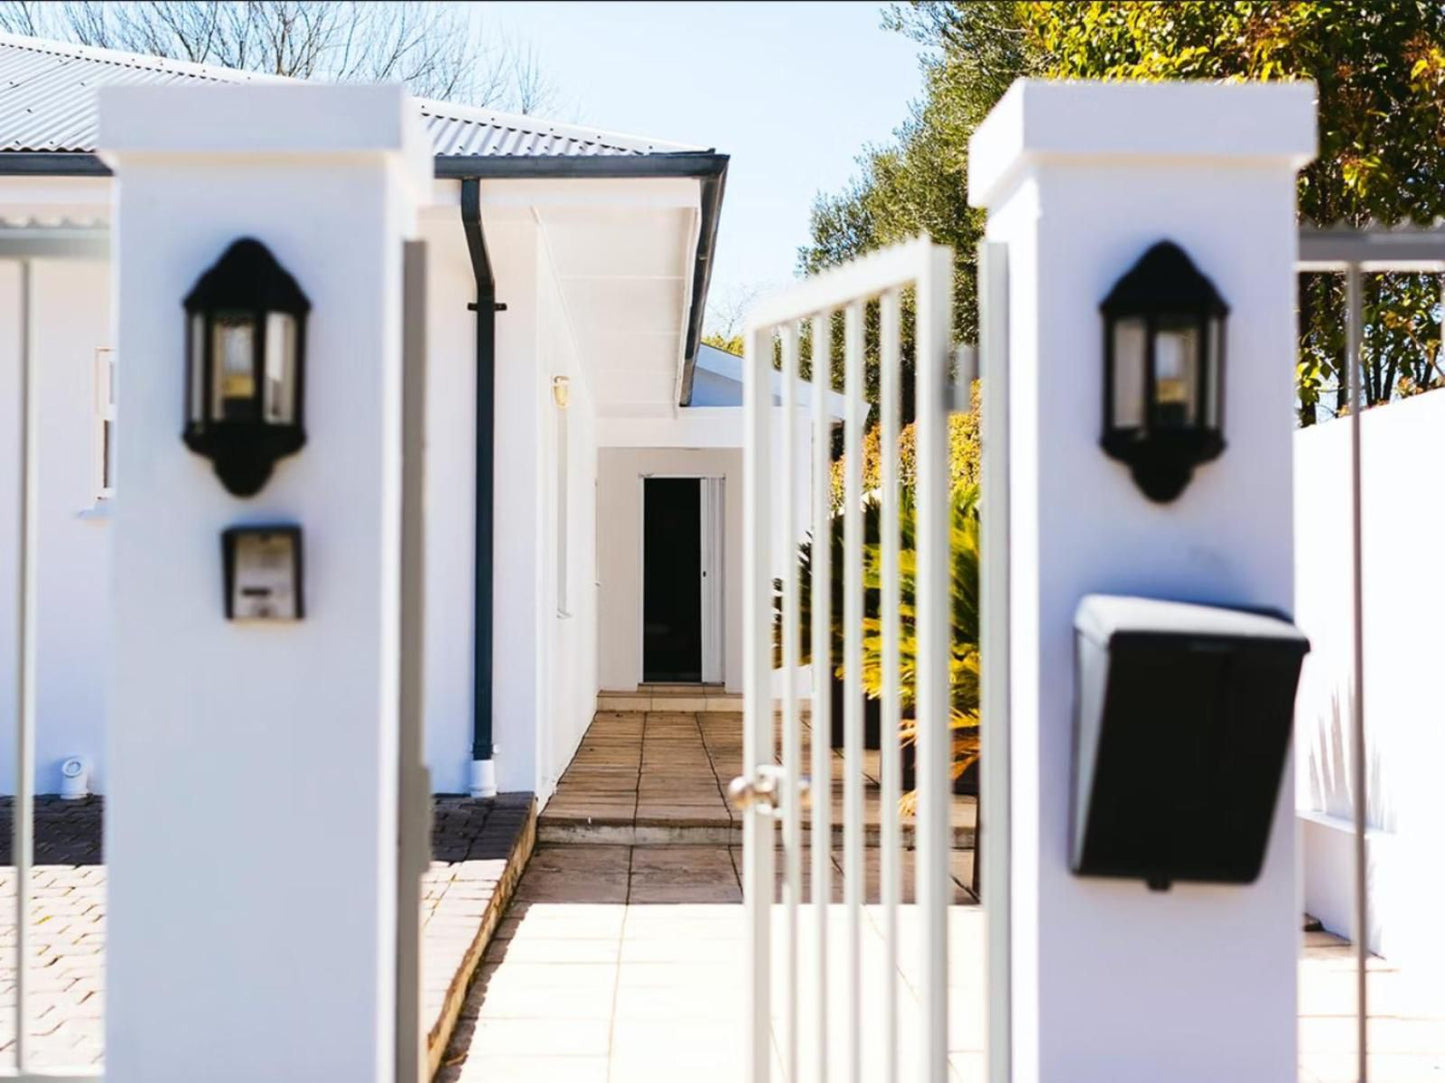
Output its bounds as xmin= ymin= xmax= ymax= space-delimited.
xmin=878 ymin=289 xmax=902 ymax=1083
xmin=744 ymin=322 xmax=776 ymax=1083
xmin=841 ymin=301 xmax=864 ymax=1083
xmin=1345 ymin=262 xmax=1368 ymax=1083
xmin=978 ymin=241 xmax=1012 ymax=1083
xmin=780 ymin=321 xmax=802 ymax=1083
xmin=396 ymin=240 xmax=429 ymax=1083
xmin=808 ymin=312 xmax=833 ymax=1083
xmin=14 ymin=259 xmax=34 ymax=1073
xmin=915 ymin=243 xmax=953 ymax=1083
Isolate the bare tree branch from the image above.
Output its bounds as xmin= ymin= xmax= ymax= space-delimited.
xmin=0 ymin=1 xmax=556 ymax=112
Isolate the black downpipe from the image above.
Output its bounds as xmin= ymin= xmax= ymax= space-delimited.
xmin=460 ymin=178 xmax=500 ymax=770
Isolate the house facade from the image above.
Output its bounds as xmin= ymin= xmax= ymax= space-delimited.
xmin=0 ymin=33 xmax=835 ymax=800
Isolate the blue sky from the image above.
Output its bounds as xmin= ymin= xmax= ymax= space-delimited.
xmin=481 ymin=1 xmax=924 ymax=333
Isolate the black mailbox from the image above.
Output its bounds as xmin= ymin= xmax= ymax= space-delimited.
xmin=1071 ymin=594 xmax=1309 ymax=890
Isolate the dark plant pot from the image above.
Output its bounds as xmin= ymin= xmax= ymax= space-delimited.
xmin=829 ymin=674 xmax=883 ymax=750
xmin=900 ymin=738 xmax=978 ymax=797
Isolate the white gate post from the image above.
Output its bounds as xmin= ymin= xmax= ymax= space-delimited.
xmin=968 ymin=81 xmax=1316 ymax=1082
xmin=98 ymin=84 xmax=429 ymax=1082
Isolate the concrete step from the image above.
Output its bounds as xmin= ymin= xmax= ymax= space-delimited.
xmin=537 ymin=813 xmax=974 ymax=850
xmin=597 ymin=687 xmax=743 ymax=713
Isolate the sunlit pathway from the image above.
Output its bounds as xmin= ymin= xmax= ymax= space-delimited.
xmin=435 ymin=843 xmax=984 ymax=1083
xmin=439 ymin=844 xmax=1445 ymax=1083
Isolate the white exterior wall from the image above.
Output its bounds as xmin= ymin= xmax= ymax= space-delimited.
xmin=416 ymin=213 xmax=477 ymax=798
xmin=417 ymin=207 xmax=600 ymax=798
xmin=1295 ymin=389 xmax=1445 ymax=991
xmin=0 ymin=180 xmax=697 ymax=801
xmin=535 ymin=238 xmax=598 ymax=798
xmin=0 ymin=262 xmax=15 ymax=796
xmin=595 ymin=407 xmax=811 ymax=696
xmin=0 ymin=258 xmax=112 ymax=795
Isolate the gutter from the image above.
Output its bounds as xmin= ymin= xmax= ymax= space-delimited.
xmin=0 ymin=149 xmax=729 ymax=404
xmin=436 ymin=151 xmax=727 ymax=406
xmin=459 ymin=177 xmax=500 ymax=800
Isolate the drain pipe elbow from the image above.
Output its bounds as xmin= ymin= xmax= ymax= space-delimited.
xmin=469 ymin=757 xmax=498 ymax=800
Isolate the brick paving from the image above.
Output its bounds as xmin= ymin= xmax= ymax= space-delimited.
xmin=0 ymin=794 xmax=534 ymax=1073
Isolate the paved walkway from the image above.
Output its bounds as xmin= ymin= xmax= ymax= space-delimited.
xmin=0 ymin=794 xmax=534 ymax=1073
xmin=540 ymin=704 xmax=978 ymax=855
xmin=437 ymin=845 xmax=1445 ymax=1083
xmin=1298 ymin=925 xmax=1445 ymax=1082
xmin=449 ymin=704 xmax=1445 ymax=1083
xmin=436 ymin=842 xmax=982 ymax=1083
xmin=436 ymin=843 xmax=746 ymax=1083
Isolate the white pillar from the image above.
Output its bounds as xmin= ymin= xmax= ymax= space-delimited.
xmin=98 ymin=84 xmax=430 ymax=1082
xmin=968 ymin=81 xmax=1316 ymax=1082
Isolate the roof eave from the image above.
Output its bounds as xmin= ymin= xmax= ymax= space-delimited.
xmin=0 ymin=148 xmax=730 ymax=407
xmin=0 ymin=151 xmax=109 ymax=175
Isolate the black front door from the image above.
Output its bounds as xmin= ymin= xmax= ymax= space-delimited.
xmin=643 ymin=477 xmax=702 ymax=682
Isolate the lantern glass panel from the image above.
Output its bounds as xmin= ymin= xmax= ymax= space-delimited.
xmin=1205 ymin=314 xmax=1224 ymax=429
xmin=188 ymin=313 xmax=206 ymax=424
xmin=1152 ymin=317 xmax=1200 ymax=428
xmin=211 ymin=311 xmax=257 ymax=422
xmin=1111 ymin=316 xmax=1147 ymax=429
xmin=263 ymin=312 xmax=299 ymax=424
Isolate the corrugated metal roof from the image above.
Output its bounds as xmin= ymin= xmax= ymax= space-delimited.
xmin=0 ymin=32 xmax=701 ymax=158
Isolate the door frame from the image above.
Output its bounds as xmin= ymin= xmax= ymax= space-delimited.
xmin=700 ymin=477 xmax=726 ymax=684
xmin=637 ymin=473 xmax=725 ymax=686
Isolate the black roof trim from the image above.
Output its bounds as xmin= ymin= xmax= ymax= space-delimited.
xmin=0 ymin=152 xmax=110 ymax=175
xmin=0 ymin=148 xmax=729 ymax=407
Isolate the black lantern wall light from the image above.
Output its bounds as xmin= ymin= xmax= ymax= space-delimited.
xmin=184 ymin=238 xmax=309 ymax=496
xmin=1100 ymin=241 xmax=1228 ymax=503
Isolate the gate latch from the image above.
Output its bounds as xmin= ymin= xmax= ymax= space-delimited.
xmin=728 ymin=766 xmax=810 ymax=817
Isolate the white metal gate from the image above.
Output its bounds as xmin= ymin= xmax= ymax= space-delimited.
xmin=734 ymin=237 xmax=957 ymax=1083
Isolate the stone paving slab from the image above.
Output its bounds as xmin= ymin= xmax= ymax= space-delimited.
xmin=441 ymin=844 xmax=1445 ymax=1083
xmin=0 ymin=793 xmax=536 ymax=1076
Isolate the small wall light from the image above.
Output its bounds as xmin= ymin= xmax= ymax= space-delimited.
xmin=184 ymin=238 xmax=310 ymax=496
xmin=551 ymin=374 xmax=571 ymax=409
xmin=1100 ymin=241 xmax=1228 ymax=502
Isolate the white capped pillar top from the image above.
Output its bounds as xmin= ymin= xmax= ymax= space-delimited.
xmin=968 ymin=79 xmax=1318 ymax=210
xmin=97 ymin=82 xmax=433 ymax=191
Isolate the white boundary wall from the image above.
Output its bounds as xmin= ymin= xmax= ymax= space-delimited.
xmin=1295 ymin=387 xmax=1445 ymax=988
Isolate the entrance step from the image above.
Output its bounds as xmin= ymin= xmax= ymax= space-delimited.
xmin=537 ymin=815 xmax=975 ymax=849
xmin=597 ymin=686 xmax=742 ymax=713
xmin=541 ymin=705 xmax=977 ymax=850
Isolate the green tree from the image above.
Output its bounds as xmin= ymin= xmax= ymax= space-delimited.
xmin=701 ymin=331 xmax=744 ymax=356
xmin=804 ymin=0 xmax=1445 ymax=425
xmin=1027 ymin=0 xmax=1445 ymax=423
xmin=799 ymin=2 xmax=1034 ymax=418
